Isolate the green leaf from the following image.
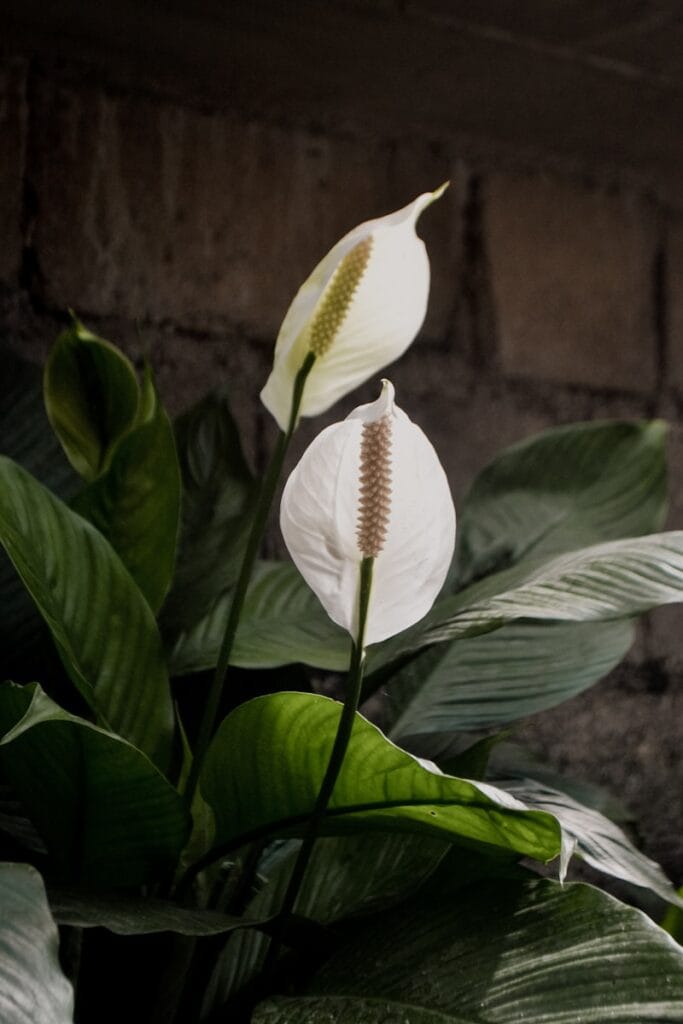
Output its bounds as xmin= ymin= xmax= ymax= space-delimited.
xmin=201 ymin=693 xmax=560 ymax=862
xmin=0 ymin=351 xmax=79 ymax=496
xmin=255 ymin=875 xmax=683 ymax=1023
xmin=501 ymin=778 xmax=683 ymax=907
xmin=169 ymin=561 xmax=349 ymax=674
xmin=0 ymin=456 xmax=174 ymax=767
xmin=410 ymin=733 xmax=506 ymax=781
xmin=0 ymin=353 xmax=79 ymax=673
xmin=0 ymin=863 xmax=73 ymax=1024
xmin=161 ymin=391 xmax=254 ymax=636
xmin=204 ymin=833 xmax=449 ymax=1014
xmin=73 ymin=369 xmax=181 ymax=612
xmin=44 ymin=319 xmax=141 ymax=481
xmin=455 ymin=420 xmax=667 ymax=588
xmin=414 ymin=532 xmax=683 ymax=650
xmin=48 ymin=888 xmax=266 ymax=936
xmin=385 ymin=618 xmax=634 ymax=737
xmin=0 ymin=683 xmax=189 ymax=887
xmin=663 ymin=891 xmax=683 ymax=943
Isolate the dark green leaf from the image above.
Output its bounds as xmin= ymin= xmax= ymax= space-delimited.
xmin=0 ymin=683 xmax=189 ymax=887
xmin=169 ymin=561 xmax=349 ymax=674
xmin=0 ymin=353 xmax=79 ymax=673
xmin=43 ymin=319 xmax=140 ymax=481
xmin=455 ymin=420 xmax=667 ymax=588
xmin=0 ymin=456 xmax=174 ymax=767
xmin=385 ymin=619 xmax=634 ymax=737
xmin=48 ymin=888 xmax=266 ymax=936
xmin=0 ymin=863 xmax=73 ymax=1024
xmin=403 ymin=532 xmax=683 ymax=653
xmin=502 ymin=778 xmax=683 ymax=906
xmin=204 ymin=834 xmax=450 ymax=1014
xmin=663 ymin=893 xmax=683 ymax=944
xmin=201 ymin=693 xmax=560 ymax=861
xmin=256 ymin=875 xmax=683 ymax=1023
xmin=413 ymin=733 xmax=505 ymax=780
xmin=73 ymin=369 xmax=181 ymax=612
xmin=161 ymin=392 xmax=254 ymax=636
xmin=0 ymin=352 xmax=78 ymax=496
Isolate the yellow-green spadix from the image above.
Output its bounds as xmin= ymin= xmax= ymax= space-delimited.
xmin=280 ymin=381 xmax=456 ymax=645
xmin=260 ymin=185 xmax=448 ymax=431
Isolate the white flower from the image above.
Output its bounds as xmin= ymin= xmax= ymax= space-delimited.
xmin=280 ymin=381 xmax=456 ymax=645
xmin=260 ymin=185 xmax=448 ymax=432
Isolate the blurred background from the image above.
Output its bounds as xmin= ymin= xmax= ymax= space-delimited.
xmin=1 ymin=1 xmax=682 ymax=884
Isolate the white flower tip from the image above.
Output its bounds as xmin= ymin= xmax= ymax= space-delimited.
xmin=376 ymin=378 xmax=395 ymax=416
xmin=410 ymin=181 xmax=450 ymax=222
xmin=431 ymin=180 xmax=450 ymax=202
xmin=347 ymin=379 xmax=396 ymax=424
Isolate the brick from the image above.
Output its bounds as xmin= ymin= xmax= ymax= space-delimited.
xmin=0 ymin=57 xmax=27 ymax=285
xmin=668 ymin=215 xmax=683 ymax=394
xmin=484 ymin=174 xmax=658 ymax=393
xmin=29 ymin=76 xmax=406 ymax=338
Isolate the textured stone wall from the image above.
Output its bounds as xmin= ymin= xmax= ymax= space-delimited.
xmin=1 ymin=46 xmax=682 ymax=884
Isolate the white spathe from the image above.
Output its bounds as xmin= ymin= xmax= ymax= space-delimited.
xmin=260 ymin=186 xmax=447 ymax=432
xmin=280 ymin=381 xmax=456 ymax=646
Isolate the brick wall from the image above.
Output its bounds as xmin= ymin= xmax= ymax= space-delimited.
xmin=1 ymin=32 xmax=682 ymax=882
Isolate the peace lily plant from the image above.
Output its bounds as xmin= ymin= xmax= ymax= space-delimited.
xmin=0 ymin=189 xmax=683 ymax=1024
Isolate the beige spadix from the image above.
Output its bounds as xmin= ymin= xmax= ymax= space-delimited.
xmin=260 ymin=186 xmax=447 ymax=431
xmin=280 ymin=381 xmax=456 ymax=645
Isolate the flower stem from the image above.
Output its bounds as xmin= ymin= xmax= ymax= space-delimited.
xmin=182 ymin=352 xmax=316 ymax=813
xmin=262 ymin=556 xmax=374 ymax=976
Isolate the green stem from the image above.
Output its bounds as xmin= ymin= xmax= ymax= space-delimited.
xmin=262 ymin=556 xmax=374 ymax=976
xmin=182 ymin=353 xmax=316 ymax=814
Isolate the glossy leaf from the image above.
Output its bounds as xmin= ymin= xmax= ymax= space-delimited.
xmin=386 ymin=618 xmax=634 ymax=737
xmin=172 ymin=533 xmax=683 ymax=676
xmin=502 ymin=778 xmax=683 ymax=907
xmin=44 ymin=319 xmax=140 ymax=481
xmin=256 ymin=875 xmax=683 ymax=1023
xmin=416 ymin=532 xmax=683 ymax=650
xmin=1 ymin=352 xmax=78 ymax=496
xmin=455 ymin=419 xmax=667 ymax=588
xmin=0 ymin=683 xmax=189 ymax=887
xmin=201 ymin=693 xmax=560 ymax=861
xmin=49 ymin=888 xmax=266 ymax=936
xmin=161 ymin=391 xmax=254 ymax=636
xmin=205 ymin=834 xmax=450 ymax=1015
xmin=402 ymin=732 xmax=506 ymax=782
xmin=0 ymin=353 xmax=79 ymax=674
xmin=0 ymin=456 xmax=174 ymax=767
xmin=169 ymin=561 xmax=349 ymax=674
xmin=0 ymin=863 xmax=73 ymax=1024
xmin=73 ymin=369 xmax=181 ymax=612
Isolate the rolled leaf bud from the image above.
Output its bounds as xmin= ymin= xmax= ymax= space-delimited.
xmin=260 ymin=185 xmax=447 ymax=431
xmin=280 ymin=381 xmax=456 ymax=645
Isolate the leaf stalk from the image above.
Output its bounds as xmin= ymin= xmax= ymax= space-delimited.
xmin=262 ymin=556 xmax=374 ymax=974
xmin=181 ymin=352 xmax=316 ymax=813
